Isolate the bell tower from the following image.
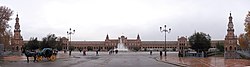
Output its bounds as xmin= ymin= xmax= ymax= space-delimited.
xmin=13 ymin=14 xmax=23 ymax=51
xmin=224 ymin=12 xmax=238 ymax=59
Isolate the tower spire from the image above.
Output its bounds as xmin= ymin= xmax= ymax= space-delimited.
xmin=137 ymin=34 xmax=140 ymax=40
xmin=16 ymin=14 xmax=18 ymax=23
xmin=106 ymin=34 xmax=109 ymax=40
xmin=14 ymin=14 xmax=20 ymax=32
xmin=227 ymin=12 xmax=234 ymax=32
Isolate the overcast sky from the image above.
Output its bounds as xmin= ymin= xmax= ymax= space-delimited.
xmin=1 ymin=0 xmax=250 ymax=41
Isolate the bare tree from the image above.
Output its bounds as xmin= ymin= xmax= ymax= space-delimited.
xmin=0 ymin=6 xmax=13 ymax=45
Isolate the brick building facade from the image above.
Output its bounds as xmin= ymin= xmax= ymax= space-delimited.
xmin=11 ymin=14 xmax=24 ymax=51
xmin=61 ymin=35 xmax=223 ymax=51
xmin=224 ymin=13 xmax=238 ymax=59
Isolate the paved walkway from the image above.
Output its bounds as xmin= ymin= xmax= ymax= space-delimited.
xmin=157 ymin=53 xmax=250 ymax=67
xmin=1 ymin=51 xmax=70 ymax=62
xmin=1 ymin=51 xmax=176 ymax=67
xmin=2 ymin=51 xmax=250 ymax=67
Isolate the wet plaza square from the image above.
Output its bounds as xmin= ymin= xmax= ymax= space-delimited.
xmin=0 ymin=51 xmax=176 ymax=67
xmin=1 ymin=51 xmax=250 ymax=67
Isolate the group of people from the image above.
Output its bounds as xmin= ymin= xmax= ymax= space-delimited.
xmin=77 ymin=49 xmax=119 ymax=56
xmin=70 ymin=50 xmax=168 ymax=56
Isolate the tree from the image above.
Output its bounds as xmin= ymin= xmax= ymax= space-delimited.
xmin=55 ymin=37 xmax=64 ymax=51
xmin=0 ymin=6 xmax=13 ymax=46
xmin=40 ymin=34 xmax=58 ymax=49
xmin=24 ymin=37 xmax=39 ymax=50
xmin=55 ymin=43 xmax=63 ymax=51
xmin=188 ymin=32 xmax=211 ymax=53
xmin=216 ymin=42 xmax=224 ymax=52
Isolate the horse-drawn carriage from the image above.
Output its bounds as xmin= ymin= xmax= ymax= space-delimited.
xmin=37 ymin=48 xmax=57 ymax=61
xmin=23 ymin=48 xmax=58 ymax=62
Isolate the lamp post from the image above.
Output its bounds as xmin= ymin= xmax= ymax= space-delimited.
xmin=160 ymin=25 xmax=171 ymax=56
xmin=67 ymin=28 xmax=75 ymax=51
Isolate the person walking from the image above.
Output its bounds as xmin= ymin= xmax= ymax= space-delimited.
xmin=160 ymin=51 xmax=162 ymax=56
xmin=96 ymin=50 xmax=99 ymax=56
xmin=83 ymin=50 xmax=86 ymax=56
xmin=150 ymin=50 xmax=152 ymax=55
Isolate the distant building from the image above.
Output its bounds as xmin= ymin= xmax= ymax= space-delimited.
xmin=60 ymin=34 xmax=223 ymax=51
xmin=224 ymin=13 xmax=238 ymax=59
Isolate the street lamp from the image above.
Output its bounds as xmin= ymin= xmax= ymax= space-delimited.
xmin=67 ymin=28 xmax=75 ymax=51
xmin=160 ymin=25 xmax=171 ymax=56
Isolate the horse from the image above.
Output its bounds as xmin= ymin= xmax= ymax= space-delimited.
xmin=23 ymin=50 xmax=37 ymax=63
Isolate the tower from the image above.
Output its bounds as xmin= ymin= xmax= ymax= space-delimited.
xmin=137 ymin=34 xmax=140 ymax=40
xmin=177 ymin=36 xmax=188 ymax=57
xmin=136 ymin=34 xmax=141 ymax=47
xmin=224 ymin=13 xmax=238 ymax=59
xmin=106 ymin=34 xmax=109 ymax=40
xmin=13 ymin=14 xmax=23 ymax=51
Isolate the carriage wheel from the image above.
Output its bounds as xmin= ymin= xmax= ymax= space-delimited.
xmin=50 ymin=55 xmax=56 ymax=61
xmin=37 ymin=56 xmax=43 ymax=62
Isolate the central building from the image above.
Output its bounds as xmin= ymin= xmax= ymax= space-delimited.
xmin=60 ymin=34 xmax=211 ymax=51
xmin=66 ymin=34 xmax=142 ymax=51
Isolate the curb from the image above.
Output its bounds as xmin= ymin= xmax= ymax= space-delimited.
xmin=154 ymin=57 xmax=188 ymax=67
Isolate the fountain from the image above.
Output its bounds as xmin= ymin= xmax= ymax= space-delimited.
xmin=114 ymin=37 xmax=129 ymax=51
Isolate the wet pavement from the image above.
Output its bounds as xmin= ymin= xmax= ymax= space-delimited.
xmin=1 ymin=51 xmax=250 ymax=67
xmin=0 ymin=51 xmax=176 ymax=67
xmin=157 ymin=52 xmax=250 ymax=67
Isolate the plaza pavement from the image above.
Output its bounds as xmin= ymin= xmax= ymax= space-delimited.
xmin=1 ymin=51 xmax=250 ymax=67
xmin=1 ymin=51 xmax=70 ymax=62
xmin=156 ymin=52 xmax=250 ymax=67
xmin=0 ymin=51 xmax=176 ymax=67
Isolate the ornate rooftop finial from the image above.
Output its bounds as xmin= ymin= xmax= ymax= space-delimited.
xmin=137 ymin=34 xmax=140 ymax=40
xmin=16 ymin=12 xmax=18 ymax=17
xmin=106 ymin=34 xmax=109 ymax=40
xmin=15 ymin=13 xmax=19 ymax=22
xmin=230 ymin=11 xmax=231 ymax=16
xmin=229 ymin=11 xmax=232 ymax=18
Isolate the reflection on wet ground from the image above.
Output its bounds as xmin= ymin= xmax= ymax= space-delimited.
xmin=158 ymin=53 xmax=250 ymax=67
xmin=1 ymin=51 xmax=250 ymax=67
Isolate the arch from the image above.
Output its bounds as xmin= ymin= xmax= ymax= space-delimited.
xmin=16 ymin=46 xmax=19 ymax=51
xmin=229 ymin=46 xmax=232 ymax=51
